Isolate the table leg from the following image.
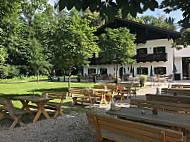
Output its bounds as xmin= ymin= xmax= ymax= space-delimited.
xmin=20 ymin=100 xmax=32 ymax=114
xmin=128 ymin=88 xmax=131 ymax=98
xmin=33 ymin=101 xmax=50 ymax=123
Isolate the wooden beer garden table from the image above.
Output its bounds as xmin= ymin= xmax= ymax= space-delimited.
xmin=14 ymin=96 xmax=52 ymax=123
xmin=107 ymin=107 xmax=190 ymax=135
xmin=119 ymin=82 xmax=139 ymax=97
xmin=91 ymin=89 xmax=113 ymax=105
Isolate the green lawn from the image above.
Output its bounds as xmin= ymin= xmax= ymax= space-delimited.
xmin=0 ymin=81 xmax=97 ymax=108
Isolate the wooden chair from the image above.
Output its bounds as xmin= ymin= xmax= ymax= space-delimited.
xmin=0 ymin=98 xmax=28 ymax=130
xmin=115 ymin=85 xmax=127 ymax=100
xmin=42 ymin=91 xmax=67 ymax=118
xmin=69 ymin=88 xmax=100 ymax=106
xmin=86 ymin=113 xmax=185 ymax=142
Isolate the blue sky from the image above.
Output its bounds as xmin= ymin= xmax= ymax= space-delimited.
xmin=48 ymin=0 xmax=183 ymax=29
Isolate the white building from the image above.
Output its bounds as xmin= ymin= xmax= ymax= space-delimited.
xmin=83 ymin=18 xmax=190 ymax=80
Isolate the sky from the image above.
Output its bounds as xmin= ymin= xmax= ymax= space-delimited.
xmin=48 ymin=0 xmax=183 ymax=29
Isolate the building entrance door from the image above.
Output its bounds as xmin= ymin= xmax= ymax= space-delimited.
xmin=182 ymin=57 xmax=190 ymax=80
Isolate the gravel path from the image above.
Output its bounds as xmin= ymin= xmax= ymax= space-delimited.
xmin=0 ymin=87 xmax=156 ymax=142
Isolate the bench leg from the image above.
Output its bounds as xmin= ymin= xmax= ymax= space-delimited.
xmin=9 ymin=115 xmax=25 ymax=130
xmin=0 ymin=110 xmax=4 ymax=120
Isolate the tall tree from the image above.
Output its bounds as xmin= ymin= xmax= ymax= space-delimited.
xmin=98 ymin=27 xmax=136 ymax=82
xmin=57 ymin=0 xmax=158 ymax=20
xmin=27 ymin=38 xmax=51 ymax=82
xmin=160 ymin=0 xmax=190 ymax=28
xmin=141 ymin=15 xmax=176 ymax=31
xmin=51 ymin=9 xmax=99 ymax=90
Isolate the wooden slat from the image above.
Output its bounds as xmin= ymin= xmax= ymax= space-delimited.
xmin=98 ymin=120 xmax=161 ymax=139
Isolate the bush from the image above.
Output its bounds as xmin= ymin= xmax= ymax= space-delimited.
xmin=113 ymin=75 xmax=121 ymax=83
xmin=140 ymin=75 xmax=147 ymax=84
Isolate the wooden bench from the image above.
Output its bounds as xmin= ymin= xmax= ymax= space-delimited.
xmin=0 ymin=98 xmax=28 ymax=129
xmin=86 ymin=113 xmax=185 ymax=142
xmin=42 ymin=91 xmax=67 ymax=118
xmin=69 ymin=88 xmax=100 ymax=106
xmin=169 ymin=84 xmax=190 ymax=88
xmin=146 ymin=94 xmax=190 ymax=104
xmin=94 ymin=85 xmax=105 ymax=89
xmin=161 ymin=88 xmax=190 ymax=96
xmin=130 ymin=98 xmax=190 ymax=115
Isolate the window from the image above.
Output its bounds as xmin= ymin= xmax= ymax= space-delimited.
xmin=153 ymin=46 xmax=165 ymax=54
xmin=100 ymin=68 xmax=107 ymax=75
xmin=88 ymin=68 xmax=96 ymax=75
xmin=137 ymin=67 xmax=148 ymax=75
xmin=137 ymin=48 xmax=147 ymax=55
xmin=154 ymin=67 xmax=166 ymax=75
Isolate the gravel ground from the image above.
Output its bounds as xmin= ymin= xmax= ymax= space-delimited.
xmin=0 ymin=86 xmax=156 ymax=142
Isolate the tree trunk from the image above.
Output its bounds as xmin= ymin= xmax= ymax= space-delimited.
xmin=68 ymin=72 xmax=71 ymax=96
xmin=64 ymin=75 xmax=66 ymax=82
xmin=116 ymin=65 xmax=118 ymax=85
xmin=37 ymin=71 xmax=39 ymax=83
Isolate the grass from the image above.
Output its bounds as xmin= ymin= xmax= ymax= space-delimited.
xmin=0 ymin=81 xmax=97 ymax=108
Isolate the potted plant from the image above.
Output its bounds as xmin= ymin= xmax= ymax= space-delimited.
xmin=113 ymin=75 xmax=121 ymax=84
xmin=140 ymin=75 xmax=147 ymax=87
xmin=77 ymin=73 xmax=82 ymax=82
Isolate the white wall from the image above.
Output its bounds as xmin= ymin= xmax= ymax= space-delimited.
xmin=175 ymin=46 xmax=190 ymax=58
xmin=84 ymin=39 xmax=175 ymax=76
xmin=175 ymin=57 xmax=183 ymax=79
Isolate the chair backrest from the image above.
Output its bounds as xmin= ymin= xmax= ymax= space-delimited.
xmin=69 ymin=88 xmax=87 ymax=96
xmin=117 ymin=85 xmax=125 ymax=91
xmin=106 ymin=84 xmax=117 ymax=91
xmin=94 ymin=85 xmax=105 ymax=89
xmin=86 ymin=113 xmax=184 ymax=142
xmin=42 ymin=91 xmax=67 ymax=104
xmin=130 ymin=99 xmax=190 ymax=115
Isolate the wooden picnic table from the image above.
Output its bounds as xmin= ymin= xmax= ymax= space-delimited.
xmin=119 ymin=82 xmax=139 ymax=97
xmin=107 ymin=107 xmax=190 ymax=134
xmin=91 ymin=89 xmax=113 ymax=105
xmin=14 ymin=96 xmax=52 ymax=123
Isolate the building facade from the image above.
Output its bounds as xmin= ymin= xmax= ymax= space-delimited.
xmin=83 ymin=18 xmax=190 ymax=80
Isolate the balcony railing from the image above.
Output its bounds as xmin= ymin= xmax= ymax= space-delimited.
xmin=134 ymin=53 xmax=167 ymax=63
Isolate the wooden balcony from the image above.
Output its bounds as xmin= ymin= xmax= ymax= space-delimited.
xmin=134 ymin=53 xmax=167 ymax=63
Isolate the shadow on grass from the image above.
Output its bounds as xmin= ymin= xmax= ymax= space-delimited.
xmin=31 ymin=85 xmax=93 ymax=93
xmin=0 ymin=93 xmax=41 ymax=100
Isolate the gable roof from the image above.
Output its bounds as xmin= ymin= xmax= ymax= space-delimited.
xmin=96 ymin=18 xmax=181 ymax=43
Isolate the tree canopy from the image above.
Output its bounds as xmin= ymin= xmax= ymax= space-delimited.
xmin=57 ymin=0 xmax=158 ymax=20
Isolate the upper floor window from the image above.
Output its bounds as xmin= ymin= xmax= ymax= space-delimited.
xmin=137 ymin=48 xmax=147 ymax=55
xmin=153 ymin=46 xmax=165 ymax=54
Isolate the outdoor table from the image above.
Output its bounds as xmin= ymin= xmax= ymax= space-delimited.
xmin=91 ymin=89 xmax=113 ymax=105
xmin=14 ymin=96 xmax=52 ymax=123
xmin=119 ymin=82 xmax=139 ymax=97
xmin=107 ymin=107 xmax=190 ymax=135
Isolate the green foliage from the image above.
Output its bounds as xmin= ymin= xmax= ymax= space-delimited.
xmin=51 ymin=9 xmax=99 ymax=74
xmin=57 ymin=0 xmax=158 ymax=20
xmin=98 ymin=27 xmax=136 ymax=65
xmin=161 ymin=0 xmax=190 ymax=28
xmin=81 ymin=9 xmax=105 ymax=27
xmin=141 ymin=15 xmax=176 ymax=31
xmin=140 ymin=75 xmax=147 ymax=84
xmin=0 ymin=65 xmax=20 ymax=79
xmin=173 ymin=28 xmax=190 ymax=48
xmin=27 ymin=38 xmax=51 ymax=79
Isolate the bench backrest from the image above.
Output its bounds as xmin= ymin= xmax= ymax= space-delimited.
xmin=146 ymin=94 xmax=190 ymax=104
xmin=106 ymin=84 xmax=117 ymax=91
xmin=42 ymin=91 xmax=67 ymax=104
xmin=69 ymin=88 xmax=87 ymax=96
xmin=161 ymin=88 xmax=190 ymax=96
xmin=130 ymin=99 xmax=190 ymax=115
xmin=170 ymin=84 xmax=190 ymax=88
xmin=86 ymin=113 xmax=184 ymax=142
xmin=94 ymin=85 xmax=105 ymax=89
